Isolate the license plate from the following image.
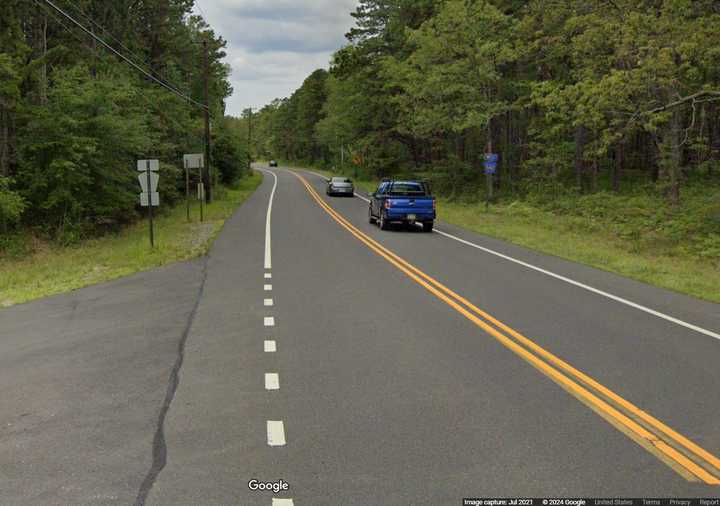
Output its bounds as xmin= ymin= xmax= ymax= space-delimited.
xmin=407 ymin=214 xmax=416 ymax=220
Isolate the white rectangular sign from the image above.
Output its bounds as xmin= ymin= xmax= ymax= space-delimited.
xmin=138 ymin=172 xmax=160 ymax=193
xmin=140 ymin=192 xmax=160 ymax=206
xmin=137 ymin=159 xmax=160 ymax=172
xmin=184 ymin=153 xmax=204 ymax=169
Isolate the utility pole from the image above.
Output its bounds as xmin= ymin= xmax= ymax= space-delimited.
xmin=202 ymin=38 xmax=213 ymax=203
xmin=247 ymin=107 xmax=253 ymax=172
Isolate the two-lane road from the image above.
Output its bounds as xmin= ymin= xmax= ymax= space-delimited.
xmin=1 ymin=165 xmax=718 ymax=505
xmin=148 ymin=166 xmax=720 ymax=504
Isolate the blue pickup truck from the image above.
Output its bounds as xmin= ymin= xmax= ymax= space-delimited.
xmin=368 ymin=180 xmax=436 ymax=232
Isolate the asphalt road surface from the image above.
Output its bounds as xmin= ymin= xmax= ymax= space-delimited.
xmin=1 ymin=165 xmax=719 ymax=505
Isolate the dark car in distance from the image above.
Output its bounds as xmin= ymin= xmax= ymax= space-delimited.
xmin=269 ymin=160 xmax=278 ymax=167
xmin=326 ymin=177 xmax=355 ymax=197
xmin=369 ymin=180 xmax=436 ymax=232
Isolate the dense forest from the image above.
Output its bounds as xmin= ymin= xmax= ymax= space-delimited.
xmin=0 ymin=0 xmax=247 ymax=246
xmin=251 ymin=0 xmax=720 ymax=207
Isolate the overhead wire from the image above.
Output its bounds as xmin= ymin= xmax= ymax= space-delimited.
xmin=58 ymin=0 xmax=192 ymax=98
xmin=35 ymin=0 xmax=91 ymax=48
xmin=41 ymin=0 xmax=208 ymax=111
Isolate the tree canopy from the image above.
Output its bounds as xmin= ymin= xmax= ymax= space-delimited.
xmin=0 ymin=0 xmax=246 ymax=241
xmin=252 ymin=0 xmax=720 ymax=203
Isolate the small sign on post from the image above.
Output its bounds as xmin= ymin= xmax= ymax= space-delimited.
xmin=483 ymin=153 xmax=499 ymax=175
xmin=140 ymin=192 xmax=160 ymax=206
xmin=183 ymin=154 xmax=204 ymax=222
xmin=183 ymin=153 xmax=204 ymax=169
xmin=483 ymin=153 xmax=498 ymax=211
xmin=137 ymin=160 xmax=160 ymax=247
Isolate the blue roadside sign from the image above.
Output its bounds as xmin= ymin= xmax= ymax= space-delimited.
xmin=484 ymin=153 xmax=499 ymax=175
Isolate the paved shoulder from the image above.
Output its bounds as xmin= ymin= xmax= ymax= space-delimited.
xmin=0 ymin=258 xmax=205 ymax=505
xmin=145 ymin=170 xmax=276 ymax=505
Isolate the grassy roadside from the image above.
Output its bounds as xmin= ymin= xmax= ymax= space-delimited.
xmin=0 ymin=172 xmax=262 ymax=307
xmin=299 ymin=166 xmax=720 ymax=303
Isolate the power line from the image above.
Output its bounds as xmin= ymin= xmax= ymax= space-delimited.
xmin=41 ymin=0 xmax=208 ymax=111
xmin=58 ymin=0 xmax=191 ymax=97
xmin=60 ymin=0 xmax=148 ymax=65
xmin=35 ymin=0 xmax=90 ymax=48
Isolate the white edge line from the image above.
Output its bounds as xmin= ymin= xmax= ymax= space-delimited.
xmin=301 ymin=169 xmax=720 ymax=342
xmin=265 ymin=372 xmax=280 ymax=390
xmin=257 ymin=168 xmax=278 ymax=270
xmin=267 ymin=420 xmax=286 ymax=446
xmin=434 ymin=229 xmax=720 ymax=342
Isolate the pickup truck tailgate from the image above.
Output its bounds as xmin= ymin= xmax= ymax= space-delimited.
xmin=388 ymin=197 xmax=434 ymax=211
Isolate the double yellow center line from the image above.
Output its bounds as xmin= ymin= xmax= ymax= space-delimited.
xmin=293 ymin=171 xmax=720 ymax=485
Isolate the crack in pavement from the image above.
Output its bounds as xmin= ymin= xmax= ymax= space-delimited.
xmin=134 ymin=258 xmax=209 ymax=506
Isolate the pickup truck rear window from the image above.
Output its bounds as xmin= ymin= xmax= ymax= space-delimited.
xmin=386 ymin=182 xmax=428 ymax=196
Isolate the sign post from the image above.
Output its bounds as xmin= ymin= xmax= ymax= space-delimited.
xmin=184 ymin=158 xmax=190 ymax=222
xmin=198 ymin=181 xmax=204 ymax=222
xmin=183 ymin=154 xmax=204 ymax=222
xmin=483 ymin=153 xmax=498 ymax=212
xmin=137 ymin=159 xmax=160 ymax=247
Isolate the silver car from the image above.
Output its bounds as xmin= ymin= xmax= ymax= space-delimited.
xmin=326 ymin=177 xmax=354 ymax=197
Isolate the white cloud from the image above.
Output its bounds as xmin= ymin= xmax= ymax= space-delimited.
xmin=194 ymin=0 xmax=359 ymax=116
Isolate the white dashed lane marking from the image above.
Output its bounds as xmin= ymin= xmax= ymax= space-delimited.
xmin=264 ymin=316 xmax=275 ymax=327
xmin=265 ymin=272 xmax=272 ymax=279
xmin=264 ymin=284 xmax=272 ymax=291
xmin=265 ymin=373 xmax=280 ymax=390
xmin=267 ymin=421 xmax=286 ymax=446
xmin=264 ymin=298 xmax=274 ymax=307
xmin=272 ymin=499 xmax=294 ymax=505
xmin=264 ymin=340 xmax=276 ymax=352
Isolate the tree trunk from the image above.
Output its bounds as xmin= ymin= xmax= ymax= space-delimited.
xmin=456 ymin=132 xmax=466 ymax=162
xmin=38 ymin=11 xmax=48 ymax=104
xmin=0 ymin=107 xmax=9 ymax=177
xmin=574 ymin=126 xmax=588 ymax=191
xmin=612 ymin=142 xmax=623 ymax=193
xmin=410 ymin=138 xmax=421 ymax=168
xmin=659 ymin=107 xmax=682 ymax=205
xmin=591 ymin=158 xmax=598 ymax=193
xmin=650 ymin=133 xmax=660 ymax=182
xmin=709 ymin=103 xmax=718 ymax=176
xmin=503 ymin=110 xmax=512 ymax=193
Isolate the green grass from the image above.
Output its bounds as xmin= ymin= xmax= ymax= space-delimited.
xmin=299 ymin=166 xmax=720 ymax=303
xmin=0 ymin=172 xmax=262 ymax=307
xmin=438 ymin=200 xmax=720 ymax=303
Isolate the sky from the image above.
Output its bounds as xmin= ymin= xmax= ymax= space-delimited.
xmin=193 ymin=0 xmax=360 ymax=117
